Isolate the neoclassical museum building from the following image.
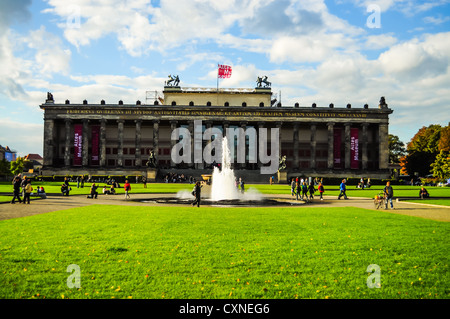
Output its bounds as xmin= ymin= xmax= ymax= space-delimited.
xmin=39 ymin=79 xmax=393 ymax=182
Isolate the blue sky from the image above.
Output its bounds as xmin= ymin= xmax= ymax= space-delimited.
xmin=1 ymin=0 xmax=449 ymax=156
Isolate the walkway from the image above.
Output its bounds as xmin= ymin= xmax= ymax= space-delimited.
xmin=0 ymin=193 xmax=449 ymax=222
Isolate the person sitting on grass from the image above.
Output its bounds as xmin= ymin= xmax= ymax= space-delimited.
xmin=110 ymin=184 xmax=116 ymax=195
xmin=419 ymin=187 xmax=430 ymax=199
xmin=102 ymin=185 xmax=110 ymax=195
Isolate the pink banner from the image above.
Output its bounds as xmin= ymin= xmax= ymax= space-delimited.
xmin=91 ymin=125 xmax=100 ymax=166
xmin=350 ymin=128 xmax=359 ymax=169
xmin=73 ymin=124 xmax=83 ymax=166
xmin=333 ymin=128 xmax=342 ymax=169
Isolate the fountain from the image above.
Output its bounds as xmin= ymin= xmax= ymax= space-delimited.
xmin=210 ymin=136 xmax=240 ymax=201
xmin=138 ymin=136 xmax=301 ymax=206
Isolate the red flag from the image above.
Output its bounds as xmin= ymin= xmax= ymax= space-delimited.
xmin=218 ymin=64 xmax=232 ymax=78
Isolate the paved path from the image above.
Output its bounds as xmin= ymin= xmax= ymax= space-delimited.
xmin=0 ymin=193 xmax=449 ymax=222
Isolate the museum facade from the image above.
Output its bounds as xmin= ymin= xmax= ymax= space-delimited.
xmin=39 ymin=84 xmax=393 ymax=182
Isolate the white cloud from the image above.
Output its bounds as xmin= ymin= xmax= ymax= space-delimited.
xmin=0 ymin=119 xmax=43 ymax=157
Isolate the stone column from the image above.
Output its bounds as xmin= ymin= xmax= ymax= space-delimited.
xmin=223 ymin=121 xmax=229 ymax=137
xmin=344 ymin=123 xmax=351 ymax=170
xmin=100 ymin=119 xmax=107 ymax=167
xmin=82 ymin=119 xmax=89 ymax=167
xmin=293 ymin=123 xmax=299 ymax=170
xmin=276 ymin=121 xmax=282 ymax=157
xmin=239 ymin=121 xmax=247 ymax=169
xmin=379 ymin=123 xmax=389 ymax=170
xmin=153 ymin=120 xmax=160 ymax=167
xmin=362 ymin=123 xmax=369 ymax=170
xmin=327 ymin=122 xmax=334 ymax=169
xmin=310 ymin=123 xmax=317 ymax=170
xmin=170 ymin=120 xmax=178 ymax=168
xmin=135 ymin=120 xmax=142 ymax=167
xmin=188 ymin=121 xmax=194 ymax=168
xmin=64 ymin=119 xmax=72 ymax=167
xmin=43 ymin=118 xmax=55 ymax=167
xmin=117 ymin=120 xmax=124 ymax=167
xmin=257 ymin=121 xmax=265 ymax=169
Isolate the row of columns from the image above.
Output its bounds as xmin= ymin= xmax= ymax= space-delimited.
xmin=43 ymin=118 xmax=389 ymax=171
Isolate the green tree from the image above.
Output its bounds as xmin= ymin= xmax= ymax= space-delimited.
xmin=388 ymin=134 xmax=406 ymax=164
xmin=10 ymin=157 xmax=25 ymax=176
xmin=0 ymin=159 xmax=10 ymax=176
xmin=400 ymin=125 xmax=442 ymax=176
xmin=431 ymin=151 xmax=450 ymax=179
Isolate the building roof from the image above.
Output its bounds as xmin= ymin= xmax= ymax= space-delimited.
xmin=24 ymin=154 xmax=43 ymax=161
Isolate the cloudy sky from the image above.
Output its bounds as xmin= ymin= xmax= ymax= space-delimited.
xmin=0 ymin=0 xmax=449 ymax=156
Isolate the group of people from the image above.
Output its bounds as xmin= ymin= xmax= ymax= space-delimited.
xmin=10 ymin=174 xmax=46 ymax=204
xmin=164 ymin=173 xmax=192 ymax=183
xmin=235 ymin=178 xmax=245 ymax=193
xmin=290 ymin=178 xmax=325 ymax=202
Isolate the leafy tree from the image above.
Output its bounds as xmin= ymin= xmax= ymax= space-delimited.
xmin=438 ymin=126 xmax=450 ymax=152
xmin=400 ymin=125 xmax=442 ymax=176
xmin=9 ymin=157 xmax=25 ymax=176
xmin=431 ymin=151 xmax=450 ymax=179
xmin=388 ymin=134 xmax=406 ymax=164
xmin=0 ymin=159 xmax=10 ymax=175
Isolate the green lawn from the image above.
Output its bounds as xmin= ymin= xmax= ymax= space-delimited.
xmin=0 ymin=205 xmax=448 ymax=299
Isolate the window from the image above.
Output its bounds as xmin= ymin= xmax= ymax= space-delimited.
xmin=189 ymin=101 xmax=194 ymax=106
xmin=242 ymin=102 xmax=247 ymax=107
xmin=172 ymin=101 xmax=176 ymax=106
xmin=206 ymin=101 xmax=212 ymax=106
xmin=259 ymin=102 xmax=264 ymax=107
xmin=224 ymin=102 xmax=229 ymax=107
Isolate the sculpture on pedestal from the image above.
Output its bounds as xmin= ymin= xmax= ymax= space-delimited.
xmin=146 ymin=149 xmax=157 ymax=168
xmin=256 ymin=76 xmax=271 ymax=88
xmin=165 ymin=75 xmax=180 ymax=87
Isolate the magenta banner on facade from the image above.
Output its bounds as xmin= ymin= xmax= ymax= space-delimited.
xmin=333 ymin=128 xmax=342 ymax=169
xmin=73 ymin=124 xmax=83 ymax=166
xmin=91 ymin=125 xmax=100 ymax=166
xmin=350 ymin=128 xmax=359 ymax=169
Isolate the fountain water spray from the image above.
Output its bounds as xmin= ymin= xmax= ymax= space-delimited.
xmin=210 ymin=136 xmax=240 ymax=201
xmin=210 ymin=136 xmax=263 ymax=202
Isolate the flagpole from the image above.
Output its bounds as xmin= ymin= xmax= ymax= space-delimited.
xmin=217 ymin=64 xmax=219 ymax=106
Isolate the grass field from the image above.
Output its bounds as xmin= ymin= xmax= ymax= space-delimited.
xmin=0 ymin=205 xmax=448 ymax=299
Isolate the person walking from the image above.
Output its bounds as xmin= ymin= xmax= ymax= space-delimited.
xmin=308 ymin=182 xmax=316 ymax=200
xmin=142 ymin=176 xmax=147 ymax=188
xmin=301 ymin=181 xmax=308 ymax=201
xmin=23 ymin=179 xmax=33 ymax=204
xmin=192 ymin=181 xmax=203 ymax=207
xmin=295 ymin=179 xmax=301 ymax=200
xmin=338 ymin=179 xmax=348 ymax=200
xmin=318 ymin=182 xmax=324 ymax=200
xmin=124 ymin=180 xmax=131 ymax=200
xmin=291 ymin=178 xmax=296 ymax=197
xmin=383 ymin=181 xmax=394 ymax=209
xmin=11 ymin=176 xmax=23 ymax=204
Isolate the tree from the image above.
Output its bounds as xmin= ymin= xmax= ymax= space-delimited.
xmin=10 ymin=157 xmax=25 ymax=176
xmin=400 ymin=125 xmax=442 ymax=176
xmin=0 ymin=159 xmax=10 ymax=176
xmin=431 ymin=151 xmax=450 ymax=179
xmin=388 ymin=134 xmax=406 ymax=164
